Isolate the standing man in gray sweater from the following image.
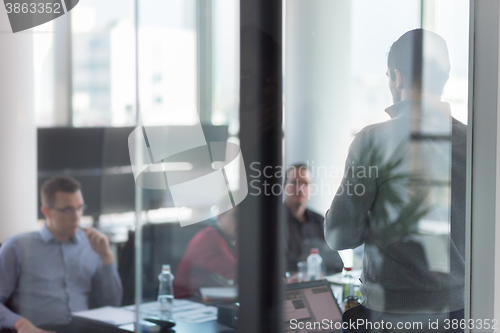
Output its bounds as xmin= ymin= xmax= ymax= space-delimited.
xmin=325 ymin=29 xmax=466 ymax=332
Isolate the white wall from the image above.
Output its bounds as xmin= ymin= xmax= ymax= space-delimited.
xmin=284 ymin=0 xmax=351 ymax=215
xmin=0 ymin=6 xmax=37 ymax=242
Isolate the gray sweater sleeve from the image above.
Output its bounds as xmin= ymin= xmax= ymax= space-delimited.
xmin=324 ymin=130 xmax=378 ymax=250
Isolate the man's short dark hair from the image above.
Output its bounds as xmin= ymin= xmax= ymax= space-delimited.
xmin=387 ymin=28 xmax=450 ymax=94
xmin=41 ymin=176 xmax=81 ymax=207
xmin=285 ymin=163 xmax=309 ymax=184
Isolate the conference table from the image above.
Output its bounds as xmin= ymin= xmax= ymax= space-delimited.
xmin=1 ymin=275 xmax=355 ymax=333
xmin=0 ymin=300 xmax=235 ymax=333
xmin=0 ymin=318 xmax=233 ymax=333
xmin=71 ymin=299 xmax=235 ymax=333
xmin=38 ymin=317 xmax=234 ymax=333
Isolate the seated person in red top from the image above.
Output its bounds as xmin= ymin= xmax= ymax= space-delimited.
xmin=174 ymin=208 xmax=238 ymax=298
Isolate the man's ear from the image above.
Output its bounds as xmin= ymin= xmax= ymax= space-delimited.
xmin=41 ymin=205 xmax=51 ymax=220
xmin=394 ymin=68 xmax=403 ymax=89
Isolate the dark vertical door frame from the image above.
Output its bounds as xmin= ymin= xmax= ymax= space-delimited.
xmin=238 ymin=0 xmax=284 ymax=332
xmin=468 ymin=0 xmax=500 ymax=328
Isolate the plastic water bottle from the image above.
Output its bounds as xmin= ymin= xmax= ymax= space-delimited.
xmin=158 ymin=264 xmax=175 ymax=321
xmin=306 ymin=248 xmax=323 ymax=281
xmin=342 ymin=267 xmax=360 ymax=311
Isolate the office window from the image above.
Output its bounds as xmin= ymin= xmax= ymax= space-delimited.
xmin=34 ymin=21 xmax=55 ymax=127
xmin=36 ymin=0 xmax=238 ymax=129
xmin=350 ymin=0 xmax=469 ymax=134
xmin=422 ymin=0 xmax=469 ymax=124
xmin=71 ymin=0 xmax=135 ymax=127
xmin=138 ymin=0 xmax=197 ymax=126
xmin=211 ymin=0 xmax=240 ymax=135
xmin=350 ymin=0 xmax=421 ymax=135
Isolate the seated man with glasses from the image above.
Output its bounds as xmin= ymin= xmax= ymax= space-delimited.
xmin=0 ymin=177 xmax=122 ymax=333
xmin=284 ymin=164 xmax=344 ymax=277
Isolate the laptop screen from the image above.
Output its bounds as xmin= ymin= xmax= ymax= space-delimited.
xmin=284 ymin=280 xmax=343 ymax=332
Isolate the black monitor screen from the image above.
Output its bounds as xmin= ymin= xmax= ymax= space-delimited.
xmin=38 ymin=127 xmax=104 ymax=172
xmin=102 ymin=127 xmax=135 ymax=168
xmin=101 ymin=173 xmax=136 ymax=214
xmin=37 ymin=125 xmax=229 ymax=219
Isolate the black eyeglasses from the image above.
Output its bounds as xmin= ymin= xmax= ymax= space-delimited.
xmin=286 ymin=180 xmax=311 ymax=187
xmin=50 ymin=204 xmax=87 ymax=215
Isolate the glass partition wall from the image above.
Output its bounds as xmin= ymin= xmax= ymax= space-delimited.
xmin=132 ymin=0 xmax=471 ymax=332
xmin=132 ymin=0 xmax=247 ymax=331
xmin=283 ymin=0 xmax=469 ymax=332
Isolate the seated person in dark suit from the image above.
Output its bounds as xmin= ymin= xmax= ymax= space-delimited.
xmin=174 ymin=208 xmax=238 ymax=298
xmin=285 ymin=164 xmax=344 ymax=275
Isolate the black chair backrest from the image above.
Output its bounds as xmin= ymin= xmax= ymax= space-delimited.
xmin=117 ymin=221 xmax=213 ymax=305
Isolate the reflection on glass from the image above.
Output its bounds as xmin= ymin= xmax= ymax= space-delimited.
xmin=325 ymin=29 xmax=466 ymax=329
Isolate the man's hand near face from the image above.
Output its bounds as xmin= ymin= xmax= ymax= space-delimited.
xmin=82 ymin=227 xmax=114 ymax=265
xmin=14 ymin=318 xmax=55 ymax=333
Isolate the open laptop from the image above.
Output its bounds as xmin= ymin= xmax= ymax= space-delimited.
xmin=284 ymin=280 xmax=343 ymax=333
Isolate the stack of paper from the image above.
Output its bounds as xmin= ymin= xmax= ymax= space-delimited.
xmin=73 ymin=306 xmax=136 ymax=326
xmin=199 ymin=287 xmax=238 ymax=302
xmin=123 ymin=300 xmax=218 ymax=324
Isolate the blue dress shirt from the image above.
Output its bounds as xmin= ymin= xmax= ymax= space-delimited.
xmin=0 ymin=224 xmax=123 ymax=329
